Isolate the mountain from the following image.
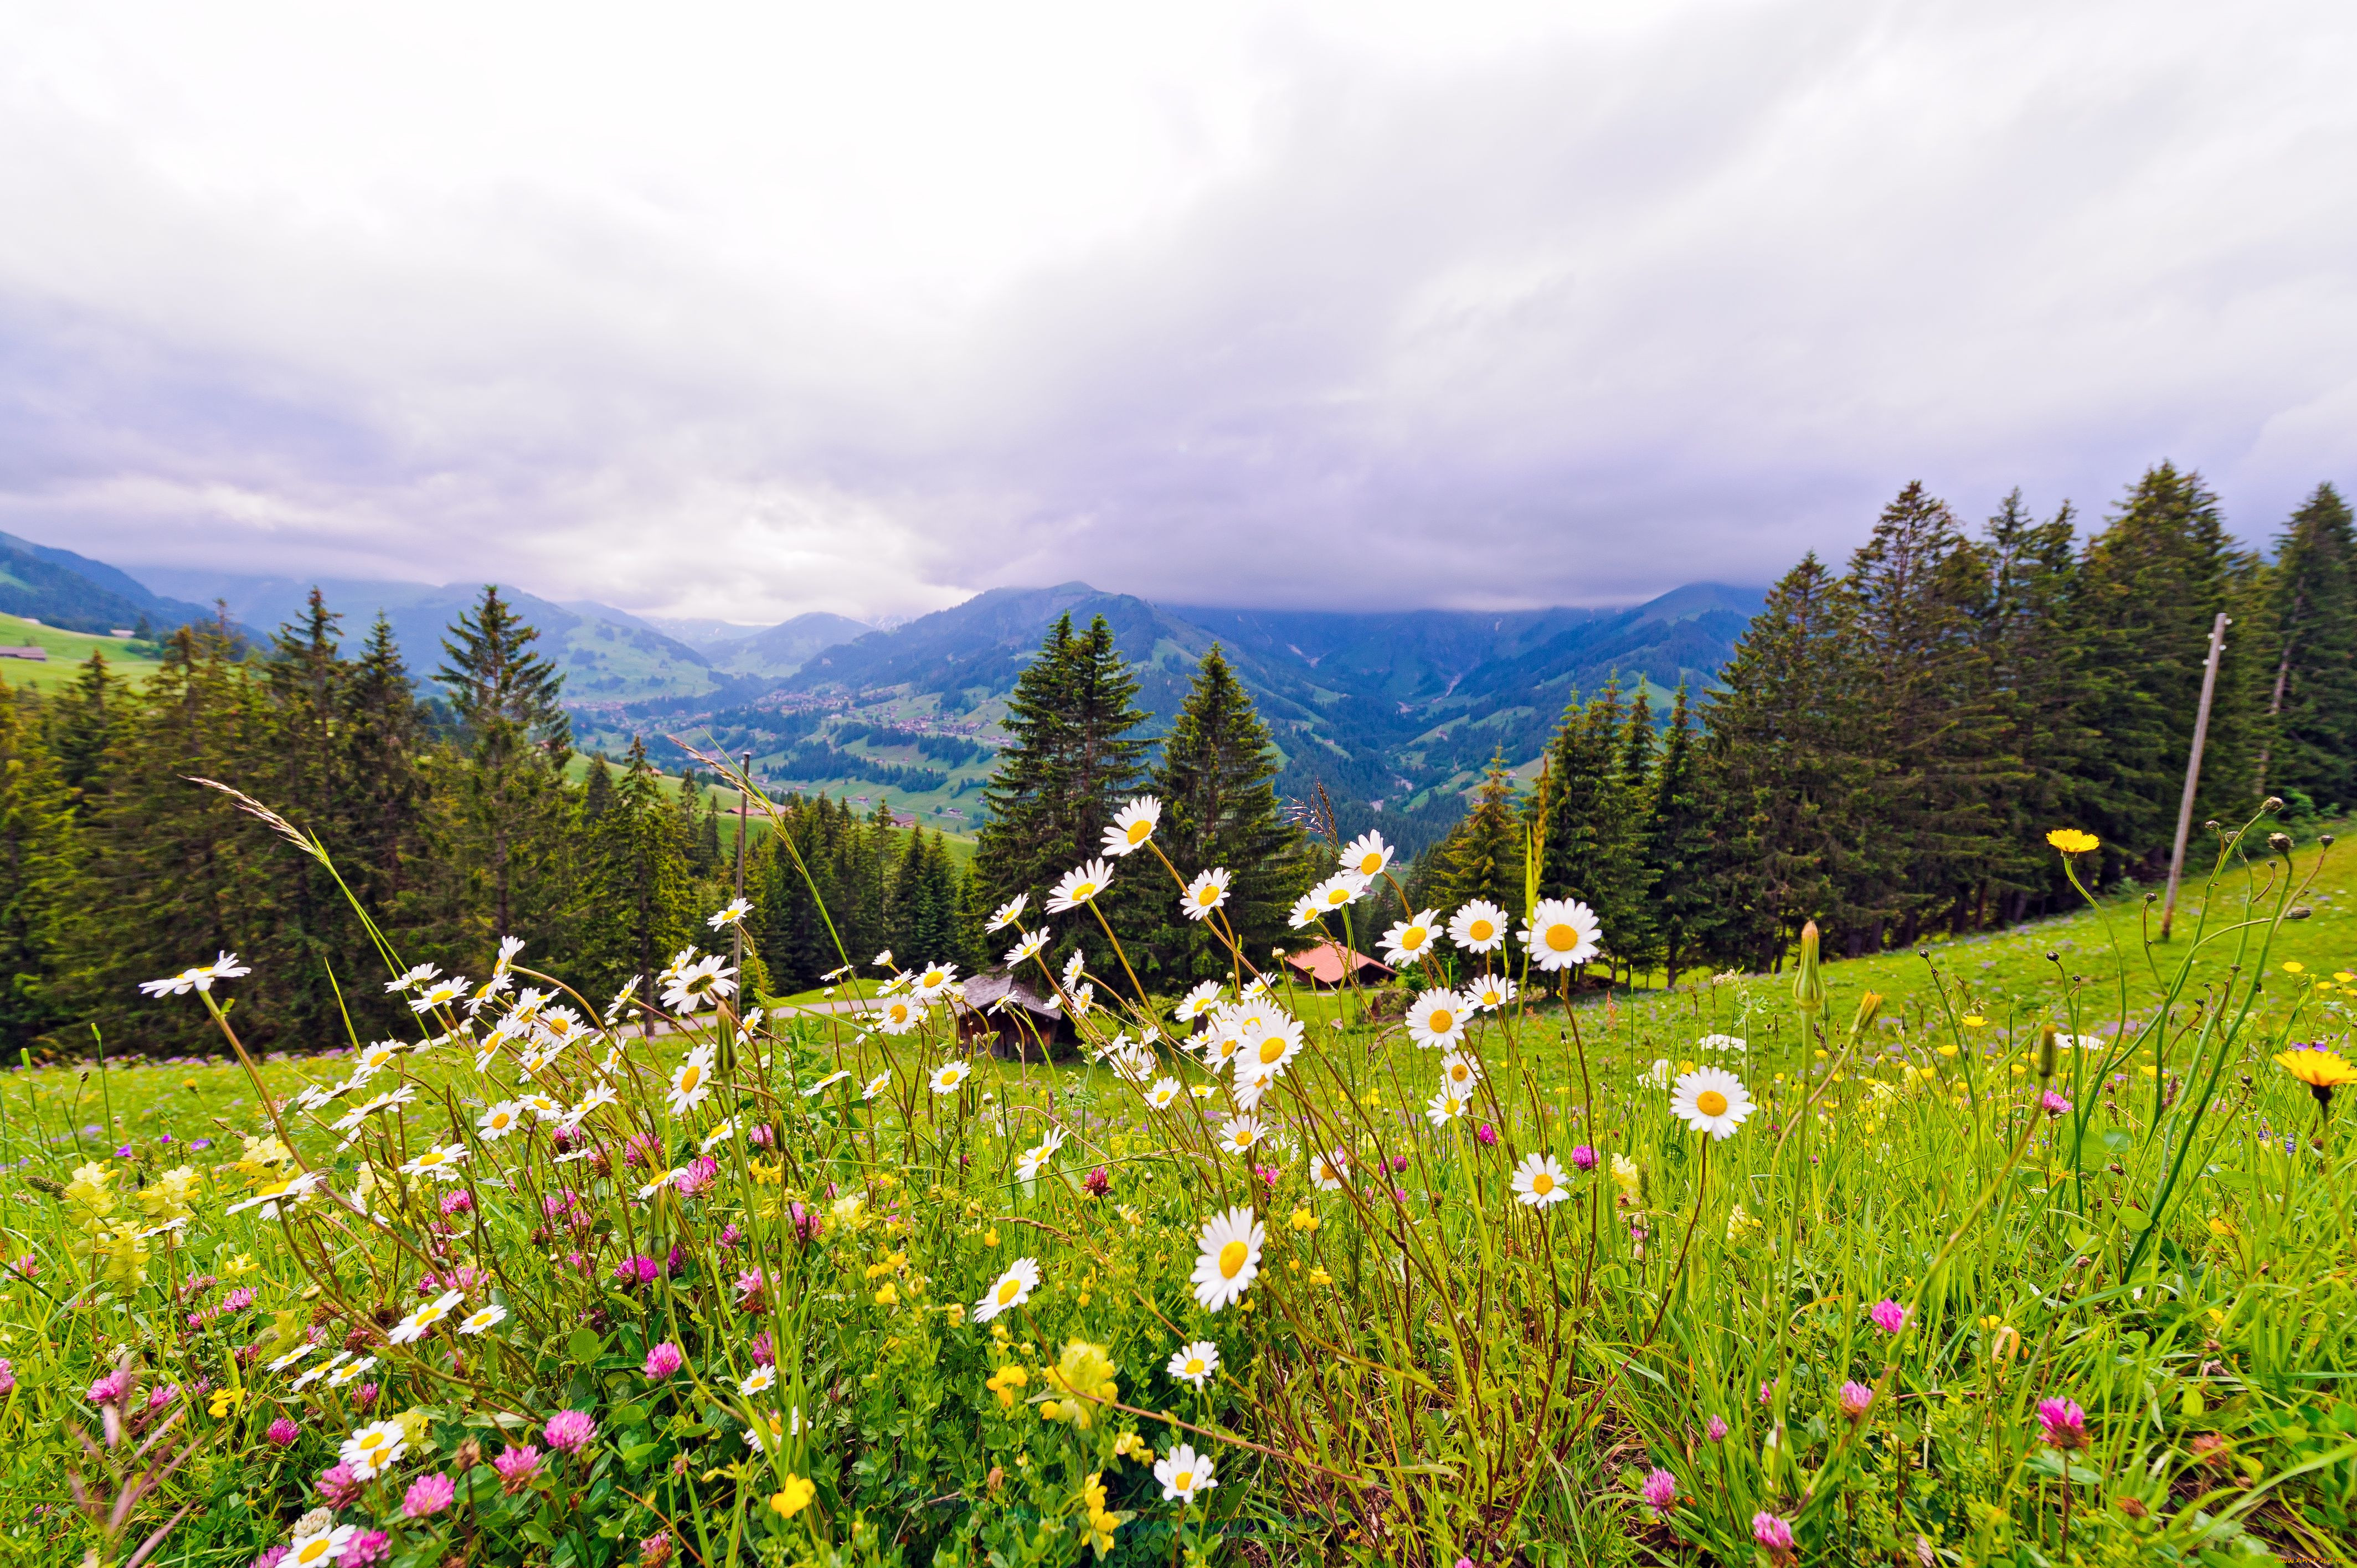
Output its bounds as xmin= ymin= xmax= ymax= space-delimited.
xmin=0 ymin=532 xmax=221 ymax=636
xmin=590 ymin=580 xmax=1766 ymax=857
xmin=129 ymin=570 xmax=718 ymax=703
xmin=706 ymin=612 xmax=873 ymax=679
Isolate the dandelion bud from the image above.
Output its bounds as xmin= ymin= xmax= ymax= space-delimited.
xmin=2288 ymin=905 xmax=2313 ymax=921
xmin=2036 ymin=1025 xmax=2060 ymax=1081
xmin=1849 ymin=991 xmax=1883 ymax=1038
xmin=1792 ymin=921 xmax=1825 ymax=1016
xmin=2263 ymin=796 xmax=2285 ymax=813
xmin=2268 ymin=832 xmax=2293 ymax=856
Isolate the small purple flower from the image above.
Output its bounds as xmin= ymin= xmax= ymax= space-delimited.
xmin=403 ymin=1471 xmax=459 ymax=1517
xmin=1870 ymin=1299 xmax=1909 ymax=1335
xmin=1570 ymin=1144 xmax=1598 ymax=1172
xmin=266 ymin=1417 xmax=300 ymax=1447
xmin=735 ymin=1267 xmax=768 ymax=1310
xmin=1705 ymin=1414 xmax=1728 ymax=1443
xmin=0 ymin=1359 xmax=14 ymax=1396
xmin=1640 ymin=1466 xmax=1677 ymax=1514
xmin=250 ymin=1549 xmax=289 ymax=1568
xmin=752 ymin=1330 xmax=775 ymax=1368
xmin=317 ymin=1462 xmax=363 ymax=1508
xmin=543 ymin=1409 xmax=596 ymax=1453
xmin=614 ymin=1254 xmax=661 ymax=1287
xmin=644 ymin=1342 xmax=685 ymax=1381
xmin=2040 ymin=1090 xmax=2070 ymax=1117
xmin=1084 ymin=1166 xmax=1111 ymax=1196
xmin=1837 ymin=1380 xmax=1874 ymax=1420
xmin=440 ymin=1189 xmax=475 ymax=1217
xmin=493 ymin=1443 xmax=543 ymax=1492
xmin=191 ymin=1138 xmax=213 ymax=1150
xmin=222 ymin=1287 xmax=255 ymax=1312
xmin=722 ymin=1221 xmax=747 ymax=1247
xmin=1753 ymin=1511 xmax=1797 ymax=1558
xmin=87 ymin=1369 xmax=132 ymax=1405
xmin=2036 ymin=1396 xmax=2088 ymax=1450
xmin=1475 ymin=1122 xmax=1498 ymax=1147
xmin=750 ymin=1122 xmax=776 ymax=1148
xmin=1758 ymin=1380 xmax=1775 ymax=1405
xmin=1253 ymin=1164 xmax=1280 ymax=1192
xmin=1390 ymin=1154 xmax=1410 ymax=1173
xmin=623 ymin=1132 xmax=661 ymax=1168
xmin=115 ymin=1144 xmax=134 ymax=1158
xmin=340 ymin=1530 xmax=389 ymax=1567
xmin=673 ymin=1157 xmax=720 ymax=1199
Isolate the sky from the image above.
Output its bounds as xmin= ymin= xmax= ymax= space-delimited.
xmin=1 ymin=0 xmax=2352 ymax=625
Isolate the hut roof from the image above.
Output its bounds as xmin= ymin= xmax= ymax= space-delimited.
xmin=1283 ymin=941 xmax=1394 ymax=986
xmin=960 ymin=970 xmax=1061 ymax=1015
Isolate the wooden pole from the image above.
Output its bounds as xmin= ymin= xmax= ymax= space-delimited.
xmin=733 ymin=751 xmax=750 ymax=979
xmin=2160 ymin=612 xmax=2230 ymax=940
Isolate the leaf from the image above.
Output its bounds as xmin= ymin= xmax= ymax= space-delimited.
xmin=566 ymin=1327 xmax=603 ymax=1363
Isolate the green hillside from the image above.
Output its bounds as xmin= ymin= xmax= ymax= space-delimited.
xmin=0 ymin=611 xmax=167 ymax=693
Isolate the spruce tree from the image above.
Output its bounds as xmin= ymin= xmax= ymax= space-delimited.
xmin=1530 ymin=678 xmax=1649 ymax=971
xmin=435 ymin=587 xmax=573 ymax=945
xmin=45 ymin=651 xmax=127 ymax=807
xmin=341 ymin=613 xmax=434 ymax=926
xmin=1644 ymin=686 xmax=1716 ymax=986
xmin=580 ymin=736 xmax=695 ymax=1005
xmin=1145 ymin=645 xmax=1302 ymax=983
xmin=1433 ymin=752 xmax=1525 ymax=915
xmin=2260 ymin=483 xmax=2357 ymax=809
xmin=0 ymin=685 xmax=79 ymax=1050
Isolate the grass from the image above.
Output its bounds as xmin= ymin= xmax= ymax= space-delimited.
xmin=3 ymin=821 xmax=2355 ymax=1566
xmin=0 ymin=612 xmax=166 ymax=694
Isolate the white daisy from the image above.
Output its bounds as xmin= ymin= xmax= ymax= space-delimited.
xmin=1062 ymin=948 xmax=1088 ymax=989
xmin=290 ymin=1082 xmax=342 ymax=1112
xmin=1522 ymin=898 xmax=1602 ymax=972
xmin=1469 ymin=974 xmax=1517 ymax=1012
xmin=457 ymin=1303 xmax=507 ymax=1335
xmin=476 ymin=1101 xmax=526 ymax=1141
xmin=1175 ymin=980 xmax=1223 ymax=1022
xmin=397 ymin=1144 xmax=469 ymax=1180
xmin=801 ymin=1070 xmax=852 ymax=1098
xmin=1425 ymin=1087 xmax=1470 ymax=1128
xmin=384 ymin=962 xmax=440 ymax=994
xmin=1238 ymin=1015 xmax=1305 ymax=1080
xmin=518 ymin=1091 xmax=564 ymax=1121
xmin=874 ymin=996 xmax=925 ymax=1035
xmin=707 ymin=898 xmax=753 ymax=930
xmin=986 ymin=894 xmax=1028 ymax=933
xmin=1189 ymin=1205 xmax=1263 ymax=1313
xmin=1285 ymin=892 xmax=1321 ymax=929
xmin=267 ymin=1341 xmax=316 ymax=1374
xmin=739 ymin=1365 xmax=778 ymax=1396
xmin=1379 ymin=909 xmax=1442 ymax=968
xmin=1405 ymin=989 xmax=1471 ymax=1049
xmin=388 ymin=1289 xmax=464 ymax=1345
xmin=339 ymin=1418 xmax=409 ymax=1478
xmin=1217 ymin=1115 xmax=1265 ymax=1157
xmin=667 ymin=1045 xmax=717 ymax=1116
xmin=1102 ymin=796 xmax=1162 ymax=857
xmin=1439 ymin=1050 xmax=1483 ymax=1097
xmin=325 ymin=1355 xmax=374 ymax=1388
xmin=1698 ymin=1034 xmax=1747 ymax=1055
xmin=1341 ymin=831 xmax=1393 ymax=880
xmin=1308 ymin=1147 xmax=1349 ymax=1190
xmin=1181 ymin=868 xmax=1231 ymax=921
xmin=1015 ymin=1128 xmax=1066 ymax=1181
xmin=225 ymin=1170 xmax=325 ymax=1217
xmin=1448 ymin=900 xmax=1510 ymax=953
xmin=410 ymin=976 xmax=470 ymax=1012
xmin=347 ymin=1041 xmax=404 ymax=1082
xmin=563 ymin=1083 xmax=619 ymax=1129
xmin=1309 ymin=873 xmax=1367 ymax=914
xmin=912 ymin=961 xmax=958 ymax=1000
xmin=1155 ymin=1443 xmax=1217 ymax=1503
xmin=285 ymin=1523 xmax=359 ymax=1567
xmin=1166 ymin=1340 xmax=1220 ymax=1389
xmin=1670 ymin=1067 xmax=1754 ymax=1141
xmin=974 ymin=1256 xmax=1043 ymax=1324
xmin=1046 ymin=858 xmax=1115 ymax=913
xmin=1146 ymin=1077 xmax=1182 ymax=1110
xmin=861 ymin=1071 xmax=891 ymax=1100
xmin=930 ymin=1060 xmax=973 ymax=1095
xmin=1005 ymin=930 xmax=1049 ymax=966
xmin=1511 ymin=1152 xmax=1572 ymax=1208
xmin=873 ymin=949 xmax=894 ymax=968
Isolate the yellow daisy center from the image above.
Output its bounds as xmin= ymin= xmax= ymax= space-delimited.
xmin=1127 ymin=821 xmax=1151 ymax=843
xmin=1404 ymin=928 xmax=1425 ymax=948
xmin=1546 ymin=923 xmax=1578 ymax=952
xmin=1175 ymin=1469 xmax=1195 ymax=1490
xmin=1357 ymin=854 xmax=1381 ymax=874
xmin=1696 ymin=1090 xmax=1728 ymax=1117
xmin=1258 ymin=1036 xmax=1287 ymax=1064
xmin=1532 ymin=1172 xmax=1554 ymax=1195
xmin=1074 ymin=881 xmax=1097 ymax=899
xmin=1449 ymin=1064 xmax=1469 ymax=1082
xmin=358 ymin=1431 xmax=388 ymax=1452
xmin=296 ymin=1544 xmax=334 ymax=1566
xmin=1469 ymin=919 xmax=1493 ymax=941
xmin=1197 ymin=888 xmax=1216 ymax=905
xmin=680 ymin=1065 xmax=701 ymax=1090
xmin=1218 ymin=1240 xmax=1248 ymax=1278
xmin=997 ymin=1278 xmax=1021 ymax=1304
xmin=1428 ymin=1009 xmax=1453 ymax=1032
xmin=1186 ymin=1357 xmax=1205 ymax=1374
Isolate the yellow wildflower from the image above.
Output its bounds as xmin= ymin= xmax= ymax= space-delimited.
xmin=1039 ymin=1340 xmax=1118 ymax=1431
xmin=770 ymin=1474 xmax=816 ymax=1518
xmin=986 ymin=1364 xmax=1031 ymax=1408
xmin=1288 ymin=1208 xmax=1318 ymax=1233
xmin=873 ymin=1282 xmax=899 ymax=1307
xmin=208 ymin=1386 xmax=245 ymax=1417
xmin=2046 ymin=828 xmax=2099 ymax=855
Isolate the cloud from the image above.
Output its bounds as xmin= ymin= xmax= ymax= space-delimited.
xmin=0 ymin=0 xmax=2351 ymax=619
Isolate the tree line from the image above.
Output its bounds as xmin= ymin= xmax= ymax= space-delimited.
xmin=1414 ymin=467 xmax=2355 ymax=975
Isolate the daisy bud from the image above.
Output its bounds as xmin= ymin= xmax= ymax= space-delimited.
xmin=1791 ymin=922 xmax=1825 ymax=1015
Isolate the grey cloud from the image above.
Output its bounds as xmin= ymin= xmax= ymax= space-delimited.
xmin=1 ymin=0 xmax=2351 ymax=618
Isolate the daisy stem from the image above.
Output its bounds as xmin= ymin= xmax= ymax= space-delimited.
xmin=1644 ymin=1135 xmax=1708 ymax=1347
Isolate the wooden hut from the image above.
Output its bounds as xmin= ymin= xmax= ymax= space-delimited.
xmin=957 ymin=971 xmax=1077 ymax=1062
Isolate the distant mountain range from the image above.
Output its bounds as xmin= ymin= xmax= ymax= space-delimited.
xmin=13 ymin=537 xmax=1762 ymax=855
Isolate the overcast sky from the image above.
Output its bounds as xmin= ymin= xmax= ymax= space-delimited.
xmin=2 ymin=1 xmax=2351 ymax=623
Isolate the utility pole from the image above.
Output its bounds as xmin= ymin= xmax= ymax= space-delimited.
xmin=2160 ymin=612 xmax=2230 ymax=940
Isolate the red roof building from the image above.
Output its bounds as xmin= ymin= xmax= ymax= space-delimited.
xmin=1282 ymin=942 xmax=1394 ymax=988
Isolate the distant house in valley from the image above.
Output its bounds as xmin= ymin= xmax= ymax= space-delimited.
xmin=1283 ymin=942 xmax=1394 ymax=989
xmin=958 ymin=971 xmax=1075 ymax=1061
xmin=0 ymin=646 xmax=47 ymax=662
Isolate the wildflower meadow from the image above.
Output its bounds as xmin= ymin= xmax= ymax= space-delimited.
xmin=4 ymin=777 xmax=2356 ymax=1567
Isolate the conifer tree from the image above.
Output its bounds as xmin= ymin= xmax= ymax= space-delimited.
xmin=1145 ymin=645 xmax=1302 ymax=983
xmin=580 ymin=736 xmax=695 ymax=1005
xmin=45 ymin=651 xmax=127 ymax=806
xmin=340 ymin=613 xmax=434 ymax=925
xmin=1644 ymin=686 xmax=1716 ymax=986
xmin=1530 ymin=678 xmax=1649 ymax=972
xmin=2260 ymin=483 xmax=2357 ymax=809
xmin=435 ymin=586 xmax=573 ymax=945
xmin=1432 ymin=752 xmax=1526 ymax=915
xmin=582 ymin=755 xmax=617 ymax=823
xmin=0 ymin=685 xmax=79 ymax=1049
